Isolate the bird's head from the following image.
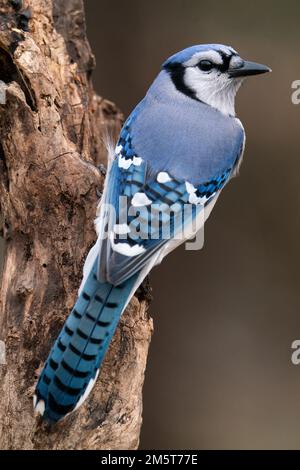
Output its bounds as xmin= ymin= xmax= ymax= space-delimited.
xmin=163 ymin=44 xmax=271 ymax=116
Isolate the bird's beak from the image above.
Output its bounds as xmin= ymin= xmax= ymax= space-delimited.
xmin=229 ymin=60 xmax=271 ymax=78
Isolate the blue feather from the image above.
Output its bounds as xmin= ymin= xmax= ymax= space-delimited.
xmin=35 ymin=259 xmax=138 ymax=422
xmin=34 ymin=43 xmax=251 ymax=422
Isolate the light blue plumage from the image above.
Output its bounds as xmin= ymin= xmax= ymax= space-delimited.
xmin=131 ymin=72 xmax=244 ymax=184
xmin=34 ymin=44 xmax=270 ymax=422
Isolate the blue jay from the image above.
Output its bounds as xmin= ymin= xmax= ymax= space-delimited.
xmin=34 ymin=44 xmax=270 ymax=422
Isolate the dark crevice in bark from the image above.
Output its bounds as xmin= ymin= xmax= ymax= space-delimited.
xmin=0 ymin=44 xmax=20 ymax=83
xmin=0 ymin=45 xmax=37 ymax=111
xmin=16 ymin=7 xmax=31 ymax=32
xmin=0 ymin=142 xmax=9 ymax=192
xmin=9 ymin=1 xmax=23 ymax=12
xmin=136 ymin=276 xmax=153 ymax=303
xmin=8 ymin=29 xmax=25 ymax=55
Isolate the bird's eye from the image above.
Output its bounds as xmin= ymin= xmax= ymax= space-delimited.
xmin=198 ymin=60 xmax=214 ymax=72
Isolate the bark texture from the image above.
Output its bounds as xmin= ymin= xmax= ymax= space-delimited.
xmin=0 ymin=0 xmax=153 ymax=450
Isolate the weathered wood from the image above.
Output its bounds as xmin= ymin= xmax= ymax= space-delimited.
xmin=0 ymin=0 xmax=153 ymax=450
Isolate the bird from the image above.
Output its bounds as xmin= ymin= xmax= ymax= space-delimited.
xmin=34 ymin=44 xmax=270 ymax=422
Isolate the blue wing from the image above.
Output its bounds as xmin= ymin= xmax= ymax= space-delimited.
xmin=97 ymin=109 xmax=243 ymax=286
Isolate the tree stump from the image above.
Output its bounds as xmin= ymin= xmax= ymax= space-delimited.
xmin=0 ymin=0 xmax=153 ymax=450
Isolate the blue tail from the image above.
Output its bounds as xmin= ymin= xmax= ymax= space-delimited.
xmin=34 ymin=259 xmax=138 ymax=422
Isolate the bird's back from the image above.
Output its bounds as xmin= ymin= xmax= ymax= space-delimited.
xmin=130 ymin=70 xmax=245 ymax=185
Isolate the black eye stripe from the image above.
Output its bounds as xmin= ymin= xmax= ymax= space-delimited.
xmin=197 ymin=51 xmax=237 ymax=73
xmin=164 ymin=62 xmax=201 ymax=102
xmin=217 ymin=50 xmax=235 ymax=72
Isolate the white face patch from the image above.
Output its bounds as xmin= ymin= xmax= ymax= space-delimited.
xmin=110 ymin=232 xmax=145 ymax=257
xmin=179 ymin=47 xmax=244 ymax=116
xmin=34 ymin=399 xmax=45 ymax=416
xmin=157 ymin=172 xmax=172 ymax=183
xmin=184 ymin=50 xmax=223 ymax=67
xmin=230 ymin=55 xmax=244 ymax=68
xmin=113 ymin=223 xmax=130 ymax=235
xmin=227 ymin=45 xmax=238 ymax=55
xmin=183 ymin=66 xmax=243 ymax=116
xmin=131 ymin=192 xmax=152 ymax=207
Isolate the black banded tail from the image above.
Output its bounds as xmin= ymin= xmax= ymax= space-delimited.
xmin=34 ymin=260 xmax=137 ymax=422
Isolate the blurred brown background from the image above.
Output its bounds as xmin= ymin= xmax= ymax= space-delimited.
xmin=84 ymin=0 xmax=300 ymax=450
